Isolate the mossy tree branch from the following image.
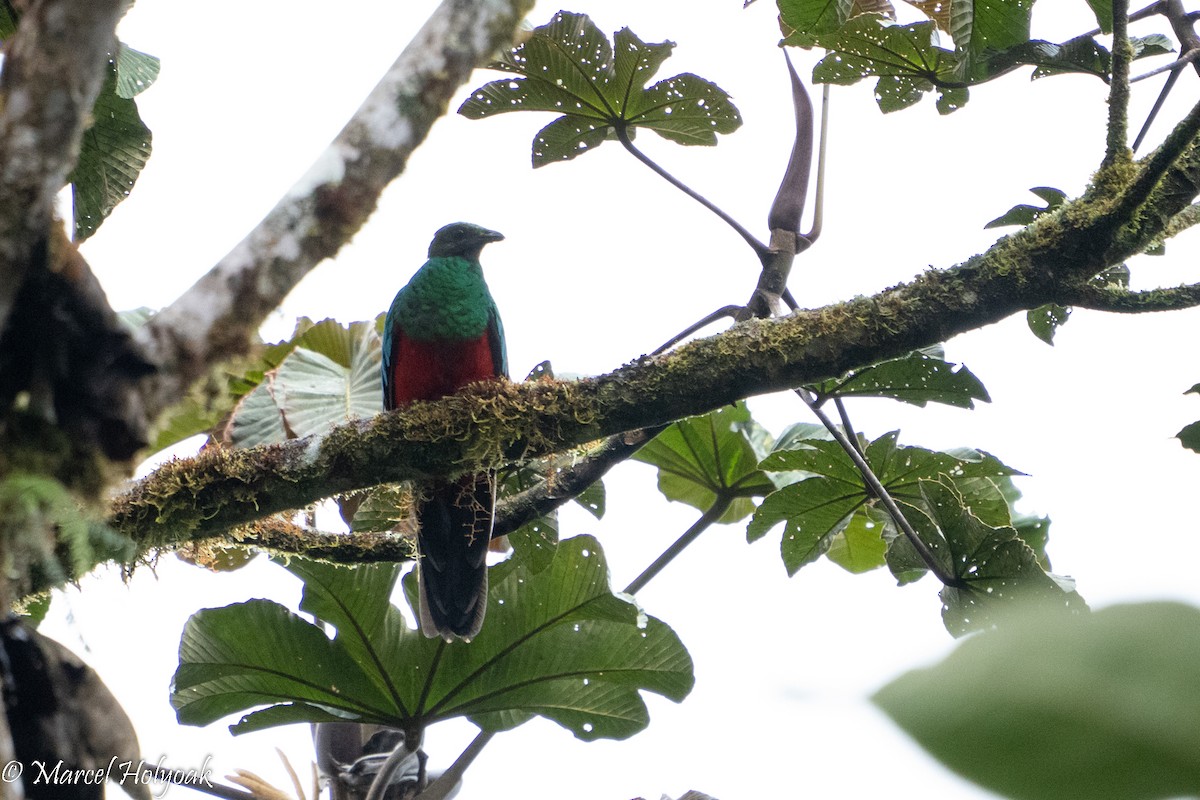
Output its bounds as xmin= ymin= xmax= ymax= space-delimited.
xmin=105 ymin=140 xmax=1200 ymax=566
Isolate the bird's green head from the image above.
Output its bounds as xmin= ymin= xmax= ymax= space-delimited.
xmin=428 ymin=222 xmax=504 ymax=259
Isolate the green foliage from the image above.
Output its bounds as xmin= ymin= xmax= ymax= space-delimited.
xmin=1026 ymin=302 xmax=1071 ymax=345
xmin=750 ymin=430 xmax=1021 ymax=581
xmin=172 ymin=536 xmax=693 ymax=741
xmin=874 ymin=602 xmax=1200 ymax=799
xmin=634 ymin=403 xmax=776 ymax=524
xmin=459 ymin=11 xmax=741 ymax=166
xmin=69 ymin=48 xmax=156 ymax=241
xmin=809 ymin=346 xmax=990 ymax=408
xmin=780 ymin=1 xmax=1171 ymax=112
xmin=1179 ymin=383 xmax=1200 ymax=454
xmin=984 ymin=186 xmax=1067 ymax=229
xmin=889 ymin=478 xmax=1085 ymax=635
xmin=0 ymin=473 xmax=135 ymax=597
xmin=223 ymin=319 xmax=382 ymax=448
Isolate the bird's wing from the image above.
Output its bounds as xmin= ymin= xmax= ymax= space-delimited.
xmin=487 ymin=304 xmax=508 ymax=379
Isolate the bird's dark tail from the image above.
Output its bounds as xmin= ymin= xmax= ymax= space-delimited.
xmin=415 ymin=473 xmax=494 ymax=641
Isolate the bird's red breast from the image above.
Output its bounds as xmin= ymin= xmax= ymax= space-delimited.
xmin=387 ymin=329 xmax=500 ymax=407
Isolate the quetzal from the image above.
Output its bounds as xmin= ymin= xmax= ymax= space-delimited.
xmin=382 ymin=222 xmax=507 ymax=641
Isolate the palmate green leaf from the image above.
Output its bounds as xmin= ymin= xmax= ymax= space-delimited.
xmin=70 ymin=60 xmax=153 ymax=241
xmin=826 ymin=504 xmax=889 ymax=573
xmin=950 ymin=0 xmax=1033 ymax=74
xmin=753 ymin=432 xmax=1021 ymax=577
xmin=747 ymin=474 xmax=863 ymax=574
xmin=458 ymin=11 xmax=741 ymax=166
xmin=173 ymin=536 xmax=692 ymax=741
xmin=811 ymin=346 xmax=990 ymax=408
xmin=223 ymin=319 xmax=383 ymax=447
xmin=889 ymin=478 xmax=1085 ymax=636
xmin=802 ymin=14 xmax=962 ymax=113
xmin=115 ymin=43 xmax=160 ymax=99
xmin=780 ymin=0 xmax=900 ymax=45
xmin=226 ymin=380 xmax=288 ymax=449
xmin=635 ymin=403 xmax=776 ymax=524
xmin=874 ymin=602 xmax=1200 ymax=800
xmin=172 ymin=598 xmax=401 ymax=729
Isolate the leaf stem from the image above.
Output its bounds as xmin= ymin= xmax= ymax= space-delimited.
xmin=624 ymin=494 xmax=734 ymax=595
xmin=615 ymin=125 xmax=769 ymax=260
xmin=366 ymin=738 xmax=421 ymax=800
xmin=416 ymin=732 xmax=494 ymax=800
xmin=796 ymin=388 xmax=961 ymax=587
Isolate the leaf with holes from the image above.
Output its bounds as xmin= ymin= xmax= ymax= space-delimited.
xmin=800 ymin=14 xmax=962 ymax=112
xmin=888 ymin=478 xmax=1086 ymax=636
xmin=458 ymin=11 xmax=741 ymax=166
xmin=635 ymin=403 xmax=776 ymax=524
xmin=778 ymin=0 xmax=896 ymax=42
xmin=811 ymin=346 xmax=990 ymax=409
xmin=753 ymin=432 xmax=1020 ymax=577
xmin=1026 ymin=303 xmax=1071 ymax=345
xmin=172 ymin=536 xmax=693 ymax=741
xmin=70 ymin=60 xmax=153 ymax=240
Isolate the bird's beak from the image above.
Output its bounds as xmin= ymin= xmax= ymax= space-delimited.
xmin=481 ymin=228 xmax=505 ymax=243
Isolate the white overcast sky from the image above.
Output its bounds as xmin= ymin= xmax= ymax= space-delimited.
xmin=37 ymin=1 xmax=1200 ymax=799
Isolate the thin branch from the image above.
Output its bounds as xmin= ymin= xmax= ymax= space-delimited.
xmin=98 ymin=155 xmax=1200 ymax=575
xmin=1162 ymin=200 xmax=1200 ymax=237
xmin=1131 ymin=47 xmax=1200 ymax=82
xmin=135 ymin=0 xmax=536 ymax=421
xmin=493 ymin=425 xmax=666 ymax=538
xmin=227 ymin=516 xmax=416 ymax=563
xmin=1115 ymin=96 xmax=1200 ymax=218
xmin=614 ymin=125 xmax=769 ymax=260
xmin=1163 ymin=0 xmax=1200 ymax=74
xmin=798 ymin=389 xmax=960 ymax=586
xmin=1105 ymin=0 xmax=1133 ymax=167
xmin=624 ymin=495 xmax=734 ymax=595
xmin=1057 ymin=280 xmax=1200 ymax=311
xmin=1134 ymin=0 xmax=1200 ymax=149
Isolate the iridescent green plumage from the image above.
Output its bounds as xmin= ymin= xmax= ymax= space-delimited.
xmin=382 ymin=222 xmax=506 ymax=640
